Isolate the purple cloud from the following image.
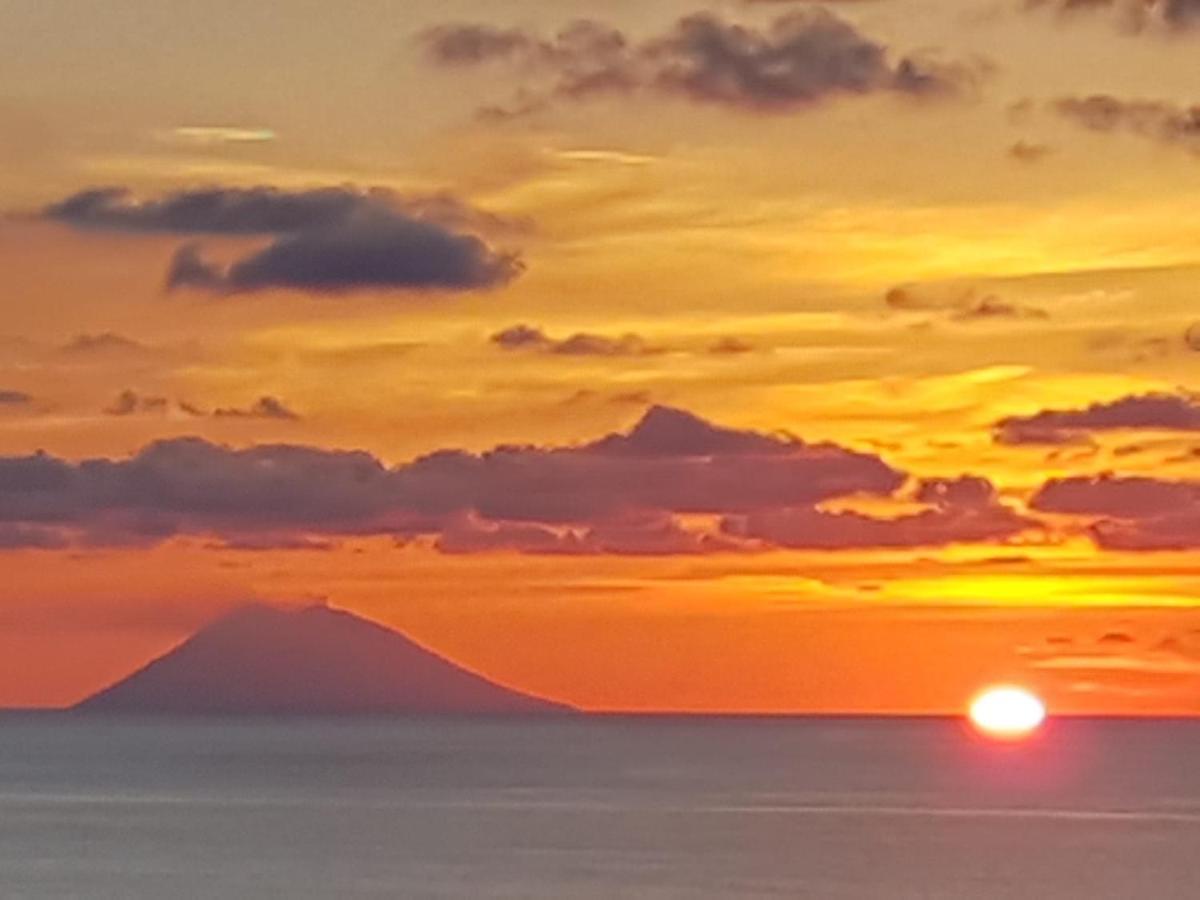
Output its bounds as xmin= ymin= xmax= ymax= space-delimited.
xmin=421 ymin=10 xmax=982 ymax=118
xmin=1032 ymin=474 xmax=1200 ymax=550
xmin=43 ymin=185 xmax=524 ymax=296
xmin=491 ymin=324 xmax=663 ymax=357
xmin=724 ymin=476 xmax=1033 ymax=549
xmin=997 ymin=392 xmax=1200 ymax=445
xmin=0 ymin=405 xmax=1032 ymax=555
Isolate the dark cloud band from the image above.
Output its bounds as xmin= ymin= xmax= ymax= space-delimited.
xmin=996 ymin=392 xmax=1200 ymax=445
xmin=0 ymin=405 xmax=1033 ymax=555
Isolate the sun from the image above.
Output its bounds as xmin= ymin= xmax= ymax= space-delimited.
xmin=967 ymin=686 xmax=1047 ymax=740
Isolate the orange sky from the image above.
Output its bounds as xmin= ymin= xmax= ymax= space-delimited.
xmin=3 ymin=0 xmax=1200 ymax=713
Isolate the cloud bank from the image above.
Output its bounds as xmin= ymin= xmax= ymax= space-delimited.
xmin=0 ymin=405 xmax=1033 ymax=555
xmin=421 ymin=10 xmax=983 ymax=117
xmin=996 ymin=392 xmax=1200 ymax=445
xmin=1032 ymin=474 xmax=1200 ymax=549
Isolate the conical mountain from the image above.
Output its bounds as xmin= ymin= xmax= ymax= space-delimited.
xmin=77 ymin=604 xmax=572 ymax=716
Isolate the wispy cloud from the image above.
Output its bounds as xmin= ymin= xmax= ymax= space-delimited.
xmin=155 ymin=126 xmax=278 ymax=147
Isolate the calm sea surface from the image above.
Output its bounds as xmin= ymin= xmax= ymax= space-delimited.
xmin=1 ymin=716 xmax=1197 ymax=899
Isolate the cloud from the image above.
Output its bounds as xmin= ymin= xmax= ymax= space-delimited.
xmin=884 ymin=283 xmax=1048 ymax=321
xmin=1185 ymin=323 xmax=1200 ymax=351
xmin=164 ymin=244 xmax=226 ymax=292
xmin=744 ymin=0 xmax=884 ymax=4
xmin=102 ymin=390 xmax=297 ymax=420
xmin=997 ymin=392 xmax=1200 ymax=445
xmin=491 ymin=324 xmax=664 ymax=356
xmin=722 ymin=476 xmax=1033 ymax=549
xmin=0 ymin=404 xmax=1047 ymax=555
xmin=0 ymin=405 xmax=977 ymax=554
xmin=1008 ymin=140 xmax=1054 ymax=163
xmin=213 ymin=396 xmax=301 ymax=421
xmin=46 ymin=185 xmax=381 ymax=235
xmin=1025 ymin=0 xmax=1200 ymax=32
xmin=435 ymin=510 xmax=740 ymax=556
xmin=951 ymin=297 xmax=1049 ymax=321
xmin=59 ymin=332 xmax=148 ymax=356
xmin=1031 ymin=474 xmax=1200 ymax=549
xmin=0 ymin=524 xmax=69 ymax=550
xmin=0 ymin=390 xmax=32 ymax=406
xmin=1033 ymin=473 xmax=1198 ymax=518
xmin=168 ymin=215 xmax=521 ymax=295
xmin=419 ymin=24 xmax=540 ymax=65
xmin=420 ymin=10 xmax=983 ymax=117
xmin=104 ymin=389 xmax=169 ymax=417
xmin=708 ymin=336 xmax=757 ymax=355
xmin=43 ymin=186 xmax=524 ymax=296
xmin=156 ymin=126 xmax=277 ymax=146
xmin=1053 ymin=95 xmax=1200 ymax=151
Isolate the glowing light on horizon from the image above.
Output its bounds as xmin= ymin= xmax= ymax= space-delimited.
xmin=968 ymin=686 xmax=1046 ymax=740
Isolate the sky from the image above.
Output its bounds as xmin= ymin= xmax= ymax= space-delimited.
xmin=4 ymin=0 xmax=1200 ymax=713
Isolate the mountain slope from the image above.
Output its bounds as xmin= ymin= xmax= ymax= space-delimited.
xmin=76 ymin=605 xmax=572 ymax=716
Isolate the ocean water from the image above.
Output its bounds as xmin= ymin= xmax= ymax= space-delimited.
xmin=1 ymin=716 xmax=1198 ymax=899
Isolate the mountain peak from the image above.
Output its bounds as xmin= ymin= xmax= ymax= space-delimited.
xmin=77 ymin=604 xmax=572 ymax=717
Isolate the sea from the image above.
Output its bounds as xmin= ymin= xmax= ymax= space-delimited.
xmin=1 ymin=715 xmax=1197 ymax=899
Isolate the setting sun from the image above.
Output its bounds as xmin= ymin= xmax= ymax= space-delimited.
xmin=968 ymin=686 xmax=1047 ymax=740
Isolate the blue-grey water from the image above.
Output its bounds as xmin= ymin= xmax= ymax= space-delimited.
xmin=2 ymin=716 xmax=1198 ymax=899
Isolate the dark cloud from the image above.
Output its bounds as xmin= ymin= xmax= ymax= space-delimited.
xmin=586 ymin=405 xmax=807 ymax=459
xmin=722 ymin=476 xmax=1033 ymax=549
xmin=420 ymin=24 xmax=544 ymax=65
xmin=708 ymin=336 xmax=757 ymax=355
xmin=952 ymin=297 xmax=1049 ymax=321
xmin=0 ymin=405 xmax=982 ymax=555
xmin=1185 ymin=322 xmax=1200 ymax=351
xmin=490 ymin=324 xmax=548 ymax=350
xmin=0 ymin=524 xmax=70 ymax=550
xmin=435 ymin=511 xmax=741 ymax=556
xmin=104 ymin=389 xmax=168 ymax=417
xmin=103 ymin=390 xmax=297 ymax=420
xmin=491 ymin=324 xmax=663 ymax=356
xmin=0 ymin=390 xmax=32 ymax=406
xmin=997 ymin=392 xmax=1200 ymax=445
xmin=1025 ymin=0 xmax=1200 ymax=32
xmin=0 ymin=401 xmax=1056 ymax=555
xmin=213 ymin=396 xmax=302 ymax=421
xmin=610 ymin=390 xmax=655 ymax=406
xmin=167 ymin=215 xmax=521 ymax=295
xmin=1008 ymin=140 xmax=1054 ymax=163
xmin=44 ymin=186 xmax=524 ymax=296
xmin=1031 ymin=474 xmax=1200 ymax=549
xmin=884 ymin=283 xmax=1048 ymax=321
xmin=421 ymin=10 xmax=983 ymax=117
xmin=46 ymin=185 xmax=522 ymax=238
xmin=44 ymin=186 xmax=371 ymax=234
xmin=208 ymin=535 xmax=336 ymax=552
xmin=1053 ymin=95 xmax=1200 ymax=150
xmin=1032 ymin=474 xmax=1200 ymax=518
xmin=60 ymin=332 xmax=147 ymax=355
xmin=1157 ymin=0 xmax=1200 ymax=26
xmin=166 ymin=244 xmax=226 ymax=292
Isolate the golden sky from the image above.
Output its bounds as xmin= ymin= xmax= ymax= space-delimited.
xmin=4 ymin=0 xmax=1200 ymax=713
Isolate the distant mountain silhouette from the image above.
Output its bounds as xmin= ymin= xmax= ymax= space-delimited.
xmin=76 ymin=605 xmax=573 ymax=716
